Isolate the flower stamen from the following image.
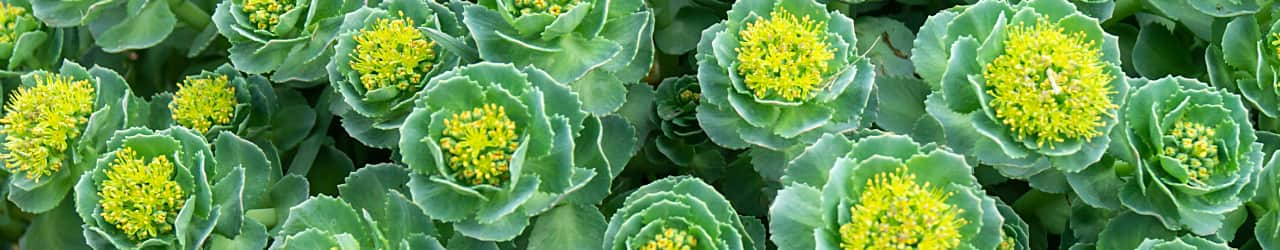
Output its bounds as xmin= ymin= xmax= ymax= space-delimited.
xmin=242 ymin=0 xmax=295 ymax=31
xmin=1163 ymin=121 xmax=1224 ymax=185
xmin=736 ymin=9 xmax=834 ymax=102
xmin=170 ymin=75 xmax=237 ymax=134
xmin=0 ymin=73 xmax=95 ymax=182
xmin=641 ymin=227 xmax=698 ymax=250
xmin=350 ymin=14 xmax=438 ymax=95
xmin=98 ymin=147 xmax=185 ymax=241
xmin=438 ymin=104 xmax=520 ymax=186
xmin=839 ymin=166 xmax=967 ymax=249
xmin=983 ymin=18 xmax=1116 ymax=148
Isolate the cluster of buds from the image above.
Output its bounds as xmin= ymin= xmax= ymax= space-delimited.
xmin=438 ymin=104 xmax=520 ymax=186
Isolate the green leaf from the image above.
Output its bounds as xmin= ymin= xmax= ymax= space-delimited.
xmin=527 ymin=204 xmax=607 ymax=250
xmin=464 ymin=5 xmax=623 ymax=83
xmin=18 ymin=199 xmax=90 ymax=250
xmin=768 ymin=184 xmax=823 ymax=250
xmin=88 ymin=0 xmax=177 ymax=52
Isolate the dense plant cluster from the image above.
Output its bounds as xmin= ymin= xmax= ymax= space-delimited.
xmin=7 ymin=0 xmax=1280 ymax=249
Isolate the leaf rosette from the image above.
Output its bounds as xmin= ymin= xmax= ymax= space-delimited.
xmin=462 ymin=0 xmax=655 ymax=115
xmin=151 ymin=64 xmax=273 ymax=139
xmin=327 ymin=0 xmax=465 ymax=149
xmin=914 ymin=0 xmax=1127 ymax=189
xmin=603 ymin=176 xmax=759 ymax=250
xmin=401 ymin=62 xmax=624 ymax=242
xmin=650 ymin=75 xmax=726 ymax=174
xmin=212 ymin=0 xmax=361 ymax=82
xmin=271 ymin=164 xmax=443 ymax=250
xmin=29 ymin=0 xmax=212 ymax=52
xmin=0 ymin=0 xmax=67 ymax=76
xmin=2 ymin=61 xmax=135 ymax=214
xmin=694 ymin=0 xmax=876 ymax=153
xmin=1250 ymin=145 xmax=1280 ymax=249
xmin=769 ymin=133 xmax=1007 ymax=249
xmin=74 ymin=127 xmax=247 ymax=249
xmin=1069 ymin=77 xmax=1261 ymax=235
xmin=1095 ymin=212 xmax=1233 ymax=250
xmin=1210 ymin=14 xmax=1280 ymax=119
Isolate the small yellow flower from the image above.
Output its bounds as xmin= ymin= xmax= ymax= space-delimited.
xmin=242 ymin=0 xmax=295 ymax=30
xmin=0 ymin=2 xmax=31 ymax=44
xmin=983 ymin=18 xmax=1116 ymax=148
xmin=0 ymin=73 xmax=95 ymax=182
xmin=98 ymin=147 xmax=185 ymax=241
xmin=736 ymin=9 xmax=835 ymax=102
xmin=437 ymin=104 xmax=520 ymax=186
xmin=1163 ymin=121 xmax=1223 ymax=185
xmin=350 ymin=14 xmax=438 ymax=94
xmin=998 ymin=232 xmax=1016 ymax=250
xmin=513 ymin=0 xmax=581 ymax=17
xmin=641 ymin=227 xmax=698 ymax=250
xmin=170 ymin=74 xmax=237 ymax=134
xmin=838 ymin=166 xmax=967 ymax=249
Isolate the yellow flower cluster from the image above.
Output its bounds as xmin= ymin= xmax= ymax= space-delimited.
xmin=1163 ymin=121 xmax=1222 ymax=185
xmin=983 ymin=18 xmax=1116 ymax=148
xmin=439 ymin=104 xmax=520 ymax=186
xmin=513 ymin=0 xmax=582 ymax=16
xmin=98 ymin=147 xmax=185 ymax=241
xmin=350 ymin=15 xmax=438 ymax=94
xmin=999 ymin=233 xmax=1016 ymax=250
xmin=839 ymin=167 xmax=967 ymax=249
xmin=0 ymin=73 xmax=94 ymax=182
xmin=736 ymin=9 xmax=834 ymax=102
xmin=242 ymin=0 xmax=295 ymax=30
xmin=641 ymin=227 xmax=698 ymax=250
xmin=171 ymin=75 xmax=237 ymax=134
xmin=0 ymin=2 xmax=29 ymax=44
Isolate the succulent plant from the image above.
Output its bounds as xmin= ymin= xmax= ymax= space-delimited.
xmin=769 ymin=133 xmax=1007 ymax=249
xmin=74 ymin=127 xmax=248 ymax=249
xmin=1210 ymin=13 xmax=1280 ymax=119
xmin=327 ymin=0 xmax=466 ymax=148
xmin=1069 ymin=77 xmax=1261 ymax=235
xmin=1095 ymin=212 xmax=1233 ymax=250
xmin=462 ymin=0 xmax=654 ymax=115
xmin=694 ymin=0 xmax=876 ymax=161
xmin=2 ymin=61 xmax=136 ymax=214
xmin=30 ymin=0 xmax=213 ymax=52
xmin=271 ymin=164 xmax=443 ymax=249
xmin=0 ymin=0 xmax=68 ymax=75
xmin=915 ymin=0 xmax=1127 ymax=191
xmin=211 ymin=0 xmax=361 ymax=82
xmin=603 ymin=176 xmax=760 ymax=250
xmin=401 ymin=62 xmax=632 ymax=242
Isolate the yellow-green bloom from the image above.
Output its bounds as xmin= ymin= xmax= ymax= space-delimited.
xmin=512 ymin=0 xmax=581 ymax=17
xmin=350 ymin=15 xmax=438 ymax=93
xmin=241 ymin=0 xmax=295 ymax=30
xmin=0 ymin=73 xmax=94 ymax=182
xmin=437 ymin=104 xmax=520 ymax=186
xmin=982 ymin=18 xmax=1116 ymax=147
xmin=1162 ymin=121 xmax=1221 ymax=185
xmin=97 ymin=147 xmax=185 ymax=240
xmin=838 ymin=166 xmax=967 ymax=249
xmin=170 ymin=75 xmax=237 ymax=134
xmin=640 ymin=227 xmax=699 ymax=250
xmin=736 ymin=9 xmax=834 ymax=102
xmin=0 ymin=2 xmax=30 ymax=44
xmin=770 ymin=134 xmax=1007 ymax=250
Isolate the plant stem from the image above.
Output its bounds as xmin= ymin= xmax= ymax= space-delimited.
xmin=1105 ymin=0 xmax=1141 ymax=27
xmin=169 ymin=0 xmax=211 ymax=31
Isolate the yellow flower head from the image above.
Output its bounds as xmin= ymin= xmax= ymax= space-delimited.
xmin=513 ymin=0 xmax=582 ymax=16
xmin=736 ymin=8 xmax=835 ymax=102
xmin=438 ymin=104 xmax=520 ymax=186
xmin=839 ymin=166 xmax=967 ymax=249
xmin=983 ymin=18 xmax=1116 ymax=148
xmin=242 ymin=0 xmax=295 ymax=30
xmin=1269 ymin=33 xmax=1280 ymax=63
xmin=998 ymin=232 xmax=1016 ymax=250
xmin=641 ymin=227 xmax=698 ymax=250
xmin=0 ymin=2 xmax=30 ymax=44
xmin=350 ymin=14 xmax=438 ymax=94
xmin=98 ymin=147 xmax=185 ymax=241
xmin=0 ymin=73 xmax=95 ymax=182
xmin=1163 ymin=121 xmax=1223 ymax=185
xmin=170 ymin=75 xmax=237 ymax=134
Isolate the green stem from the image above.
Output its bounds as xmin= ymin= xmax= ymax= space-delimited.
xmin=1105 ymin=0 xmax=1141 ymax=27
xmin=169 ymin=0 xmax=211 ymax=31
xmin=246 ymin=208 xmax=279 ymax=229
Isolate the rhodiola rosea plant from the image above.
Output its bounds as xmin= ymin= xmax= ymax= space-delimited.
xmin=9 ymin=0 xmax=1280 ymax=249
